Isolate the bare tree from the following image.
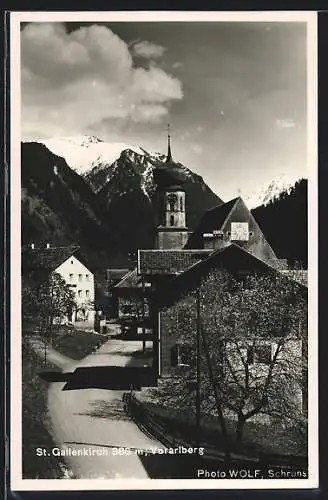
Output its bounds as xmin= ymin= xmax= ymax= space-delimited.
xmin=158 ymin=269 xmax=307 ymax=447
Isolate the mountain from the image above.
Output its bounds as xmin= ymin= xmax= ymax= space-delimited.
xmin=87 ymin=147 xmax=222 ymax=231
xmin=21 ymin=142 xmax=116 ymax=271
xmin=243 ymin=174 xmax=303 ymax=209
xmin=22 ymin=139 xmax=223 ymax=267
xmin=36 ymin=135 xmax=145 ymax=175
xmin=251 ymin=178 xmax=307 ymax=267
xmin=35 ymin=136 xmax=223 ymax=243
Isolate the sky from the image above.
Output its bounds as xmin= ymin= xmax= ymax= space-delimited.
xmin=21 ymin=19 xmax=309 ymax=201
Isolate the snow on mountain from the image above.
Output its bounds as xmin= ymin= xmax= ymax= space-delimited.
xmin=242 ymin=174 xmax=304 ymax=210
xmin=35 ymin=135 xmax=146 ymax=175
xmin=34 ymin=135 xmax=195 ymax=200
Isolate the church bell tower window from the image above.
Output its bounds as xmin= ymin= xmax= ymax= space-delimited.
xmin=170 ymin=215 xmax=175 ymax=226
xmin=167 ymin=193 xmax=177 ymax=212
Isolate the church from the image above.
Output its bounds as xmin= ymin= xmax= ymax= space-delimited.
xmin=113 ymin=132 xmax=307 ymax=377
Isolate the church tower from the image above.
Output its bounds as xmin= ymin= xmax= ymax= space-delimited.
xmin=153 ymin=126 xmax=189 ymax=250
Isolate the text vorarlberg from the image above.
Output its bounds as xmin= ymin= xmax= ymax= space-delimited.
xmin=36 ymin=446 xmax=205 ymax=457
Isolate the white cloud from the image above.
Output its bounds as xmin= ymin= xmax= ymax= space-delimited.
xmin=131 ymin=40 xmax=166 ymax=59
xmin=275 ymin=118 xmax=296 ymax=129
xmin=21 ymin=23 xmax=183 ymax=137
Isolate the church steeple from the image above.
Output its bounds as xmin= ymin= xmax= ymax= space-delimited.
xmin=166 ymin=123 xmax=172 ymax=163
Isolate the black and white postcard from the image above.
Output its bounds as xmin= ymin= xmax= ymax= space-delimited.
xmin=9 ymin=10 xmax=318 ymax=491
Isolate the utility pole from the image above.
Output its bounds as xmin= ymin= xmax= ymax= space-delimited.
xmin=196 ymin=287 xmax=201 ymax=449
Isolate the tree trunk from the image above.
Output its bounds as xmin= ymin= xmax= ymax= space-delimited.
xmin=235 ymin=415 xmax=246 ymax=443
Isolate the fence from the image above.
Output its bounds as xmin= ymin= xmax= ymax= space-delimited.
xmin=123 ymin=392 xmax=308 ymax=468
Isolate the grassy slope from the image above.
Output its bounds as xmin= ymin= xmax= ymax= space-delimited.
xmin=22 ymin=341 xmax=67 ymax=479
xmin=52 ymin=330 xmax=108 ymax=360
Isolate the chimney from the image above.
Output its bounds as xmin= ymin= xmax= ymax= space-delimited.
xmin=46 ymin=243 xmax=50 ymax=249
xmin=30 ymin=243 xmax=35 ymax=250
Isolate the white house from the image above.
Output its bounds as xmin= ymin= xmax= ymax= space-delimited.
xmin=24 ymin=244 xmax=95 ymax=326
xmin=54 ymin=253 xmax=95 ymax=324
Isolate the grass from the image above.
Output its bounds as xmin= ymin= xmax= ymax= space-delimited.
xmin=52 ymin=330 xmax=108 ymax=360
xmin=22 ymin=340 xmax=71 ymax=479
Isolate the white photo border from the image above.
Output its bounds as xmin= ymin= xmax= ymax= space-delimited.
xmin=10 ymin=10 xmax=318 ymax=491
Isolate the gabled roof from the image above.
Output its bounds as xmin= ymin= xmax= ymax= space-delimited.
xmin=115 ymin=269 xmax=143 ymax=289
xmin=137 ymin=249 xmax=212 ymax=276
xmin=106 ymin=268 xmax=130 ymax=284
xmin=155 ymin=243 xmax=307 ymax=308
xmin=185 ymin=198 xmax=239 ymax=248
xmin=22 ymin=245 xmax=80 ymax=273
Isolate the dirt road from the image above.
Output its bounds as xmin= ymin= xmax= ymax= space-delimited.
xmin=46 ymin=338 xmax=163 ymax=479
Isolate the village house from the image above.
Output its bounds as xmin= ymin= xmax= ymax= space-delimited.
xmin=22 ymin=243 xmax=96 ymax=326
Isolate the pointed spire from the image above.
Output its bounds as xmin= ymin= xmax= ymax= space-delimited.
xmin=166 ymin=123 xmax=173 ymax=163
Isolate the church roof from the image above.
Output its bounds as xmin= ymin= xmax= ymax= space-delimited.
xmin=153 ymin=126 xmax=188 ymax=189
xmin=185 ymin=197 xmax=239 ymax=248
xmin=137 ymin=249 xmax=212 ymax=276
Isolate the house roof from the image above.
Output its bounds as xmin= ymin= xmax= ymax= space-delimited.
xmin=115 ymin=269 xmax=144 ymax=289
xmin=154 ymin=243 xmax=307 ymax=308
xmin=185 ymin=198 xmax=239 ymax=248
xmin=22 ymin=245 xmax=80 ymax=273
xmin=137 ymin=249 xmax=212 ymax=276
xmin=106 ymin=268 xmax=130 ymax=284
xmin=281 ymin=270 xmax=308 ymax=286
xmin=113 ymin=268 xmax=154 ymax=296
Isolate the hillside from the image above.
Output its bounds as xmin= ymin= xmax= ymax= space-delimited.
xmin=21 ymin=142 xmax=115 ymax=271
xmin=251 ymin=179 xmax=308 ymax=267
xmin=92 ymin=148 xmax=222 ymax=234
xmin=21 ymin=141 xmax=223 ymax=268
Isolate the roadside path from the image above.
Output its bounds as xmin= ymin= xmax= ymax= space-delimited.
xmin=42 ymin=337 xmax=163 ymax=479
xmin=30 ymin=338 xmax=74 ymax=371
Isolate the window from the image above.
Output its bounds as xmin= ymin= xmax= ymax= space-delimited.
xmin=247 ymin=344 xmax=272 ymax=365
xmin=170 ymin=215 xmax=174 ymax=226
xmin=180 ymin=197 xmax=183 ymax=211
xmin=86 ymin=290 xmax=90 ymax=299
xmin=85 ymin=274 xmax=89 ymax=281
xmin=78 ymin=290 xmax=82 ymax=298
xmin=69 ymin=273 xmax=74 ymax=281
xmin=71 ymin=260 xmax=73 ymax=264
xmin=167 ymin=193 xmax=177 ymax=211
xmin=231 ymin=222 xmax=249 ymax=241
xmin=78 ymin=274 xmax=82 ymax=281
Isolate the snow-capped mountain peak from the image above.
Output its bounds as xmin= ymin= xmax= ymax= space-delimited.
xmin=34 ymin=135 xmax=146 ymax=175
xmin=32 ymin=135 xmax=195 ymax=199
xmin=242 ymin=174 xmax=304 ymax=209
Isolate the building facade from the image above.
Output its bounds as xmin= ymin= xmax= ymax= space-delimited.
xmin=22 ymin=244 xmax=96 ymax=326
xmin=55 ymin=253 xmax=95 ymax=324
